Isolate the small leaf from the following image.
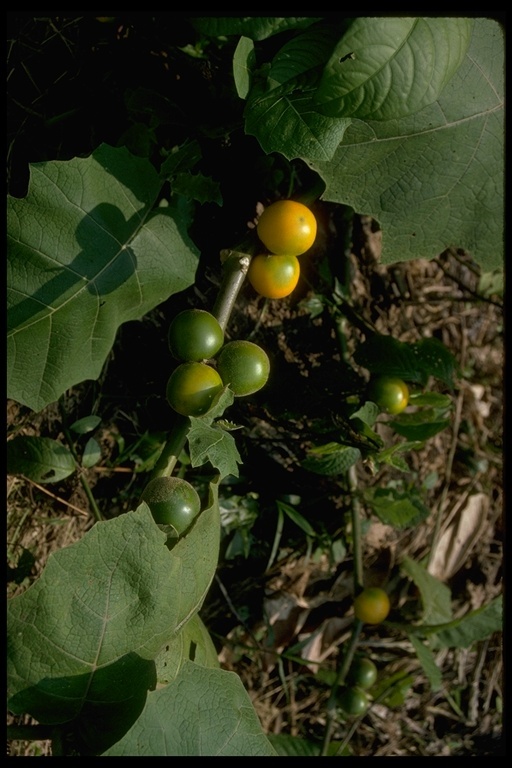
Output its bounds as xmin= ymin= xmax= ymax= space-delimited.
xmin=302 ymin=442 xmax=361 ymax=476
xmin=401 ymin=556 xmax=452 ymax=625
xmin=434 ymin=596 xmax=502 ymax=648
xmin=277 ymin=501 xmax=316 ymax=537
xmin=354 ymin=334 xmax=457 ymax=387
xmin=7 ymin=435 xmax=76 ymax=483
xmin=363 ymin=486 xmax=429 ymax=528
xmin=172 ymin=172 xmax=223 ymax=206
xmin=390 ymin=411 xmax=451 ymax=441
xmin=82 ymin=437 xmax=102 ymax=468
xmin=187 ymin=421 xmax=242 ymax=480
xmin=70 ymin=415 xmax=102 ymax=435
xmin=408 ymin=635 xmax=443 ymax=692
xmin=233 ymin=37 xmax=256 ymax=99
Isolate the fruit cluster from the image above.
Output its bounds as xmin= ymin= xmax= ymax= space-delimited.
xmin=248 ymin=199 xmax=317 ymax=299
xmin=165 ymin=309 xmax=270 ymax=417
xmin=142 ymin=200 xmax=318 ymax=537
xmin=336 ymin=655 xmax=378 ymax=718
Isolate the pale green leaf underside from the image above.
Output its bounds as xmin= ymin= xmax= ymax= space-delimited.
xmin=312 ymin=19 xmax=504 ymax=268
xmin=103 ymin=661 xmax=278 ymax=756
xmin=7 ymin=144 xmax=199 ymax=412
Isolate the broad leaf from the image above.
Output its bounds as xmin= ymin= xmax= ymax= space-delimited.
xmin=314 ymin=18 xmax=473 ymax=120
xmin=7 ymin=143 xmax=199 ymax=412
xmin=7 ymin=480 xmax=220 ymax=754
xmin=312 ymin=19 xmax=504 ymax=268
xmin=103 ymin=661 xmax=278 ymax=756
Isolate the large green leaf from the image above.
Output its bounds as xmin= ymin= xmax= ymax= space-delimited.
xmin=7 ymin=480 xmax=220 ymax=754
xmin=312 ymin=19 xmax=504 ymax=268
xmin=314 ymin=18 xmax=473 ymax=120
xmin=103 ymin=661 xmax=278 ymax=756
xmin=7 ymin=144 xmax=199 ymax=412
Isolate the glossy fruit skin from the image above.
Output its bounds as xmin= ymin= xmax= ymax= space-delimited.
xmin=368 ymin=375 xmax=409 ymax=415
xmin=353 ymin=587 xmax=391 ymax=625
xmin=216 ymin=340 xmax=270 ymax=397
xmin=347 ymin=657 xmax=378 ymax=690
xmin=168 ymin=309 xmax=224 ymax=362
xmin=256 ymin=200 xmax=317 ymax=256
xmin=248 ymin=253 xmax=300 ymax=299
xmin=166 ymin=362 xmax=223 ymax=417
xmin=140 ymin=476 xmax=201 ymax=534
xmin=336 ymin=686 xmax=369 ymax=717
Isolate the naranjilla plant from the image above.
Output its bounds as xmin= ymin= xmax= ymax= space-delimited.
xmin=7 ymin=15 xmax=503 ymax=757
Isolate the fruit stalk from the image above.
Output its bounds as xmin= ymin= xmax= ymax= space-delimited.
xmin=212 ymin=248 xmax=253 ymax=331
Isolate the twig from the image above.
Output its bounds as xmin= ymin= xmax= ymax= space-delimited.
xmin=22 ymin=477 xmax=89 ymax=517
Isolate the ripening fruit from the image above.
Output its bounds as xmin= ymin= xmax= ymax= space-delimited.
xmin=216 ymin=340 xmax=270 ymax=397
xmin=168 ymin=309 xmax=224 ymax=362
xmin=140 ymin=476 xmax=201 ymax=534
xmin=247 ymin=253 xmax=301 ymax=299
xmin=368 ymin=375 xmax=409 ymax=415
xmin=166 ymin=362 xmax=223 ymax=417
xmin=256 ymin=200 xmax=317 ymax=256
xmin=353 ymin=587 xmax=391 ymax=625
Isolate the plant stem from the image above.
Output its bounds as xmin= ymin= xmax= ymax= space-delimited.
xmin=348 ymin=463 xmax=364 ymax=592
xmin=320 ymin=619 xmax=363 ymax=756
xmin=151 ymin=414 xmax=190 ymax=479
xmin=212 ymin=248 xmax=254 ymax=331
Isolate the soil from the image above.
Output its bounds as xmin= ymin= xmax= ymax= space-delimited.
xmin=7 ymin=14 xmax=504 ymax=757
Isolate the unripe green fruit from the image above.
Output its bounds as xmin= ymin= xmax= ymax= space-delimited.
xmin=140 ymin=476 xmax=201 ymax=534
xmin=168 ymin=309 xmax=224 ymax=362
xmin=336 ymin=686 xmax=369 ymax=717
xmin=166 ymin=362 xmax=223 ymax=417
xmin=216 ymin=340 xmax=270 ymax=397
xmin=347 ymin=657 xmax=378 ymax=690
